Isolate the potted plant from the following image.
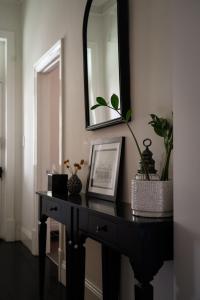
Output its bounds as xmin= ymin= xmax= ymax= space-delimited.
xmin=131 ymin=113 xmax=173 ymax=217
xmin=91 ymin=94 xmax=173 ymax=217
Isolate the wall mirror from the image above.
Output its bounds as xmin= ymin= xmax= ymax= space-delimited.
xmin=83 ymin=0 xmax=130 ymax=130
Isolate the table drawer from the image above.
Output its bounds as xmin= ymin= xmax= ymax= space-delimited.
xmin=88 ymin=213 xmax=117 ymax=244
xmin=45 ymin=199 xmax=63 ymax=222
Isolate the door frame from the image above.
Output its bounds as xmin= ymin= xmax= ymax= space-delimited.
xmin=33 ymin=39 xmax=64 ymax=280
xmin=0 ymin=31 xmax=16 ymax=241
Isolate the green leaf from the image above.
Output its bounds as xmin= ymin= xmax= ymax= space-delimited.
xmin=91 ymin=104 xmax=100 ymax=110
xmin=125 ymin=109 xmax=132 ymax=122
xmin=150 ymin=114 xmax=156 ymax=120
xmin=154 ymin=127 xmax=164 ymax=137
xmin=96 ymin=97 xmax=107 ymax=106
xmin=111 ymin=94 xmax=119 ymax=110
xmin=149 ymin=114 xmax=165 ymax=137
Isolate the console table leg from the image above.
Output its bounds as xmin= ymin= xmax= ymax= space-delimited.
xmin=102 ymin=245 xmax=121 ymax=300
xmin=39 ymin=219 xmax=47 ymax=257
xmin=135 ymin=282 xmax=153 ymax=300
xmin=74 ymin=244 xmax=86 ymax=299
xmin=66 ymin=237 xmax=86 ymax=300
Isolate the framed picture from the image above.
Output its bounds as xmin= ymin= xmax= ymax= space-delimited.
xmin=87 ymin=137 xmax=124 ymax=202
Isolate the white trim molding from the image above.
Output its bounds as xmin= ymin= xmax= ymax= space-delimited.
xmin=32 ymin=39 xmax=64 ymax=260
xmin=0 ymin=31 xmax=16 ymax=241
xmin=85 ymin=279 xmax=102 ymax=299
xmin=20 ymin=226 xmax=32 ymax=251
xmin=34 ymin=40 xmax=62 ymax=73
xmin=60 ymin=260 xmax=66 ymax=286
xmin=60 ymin=261 xmax=102 ymax=299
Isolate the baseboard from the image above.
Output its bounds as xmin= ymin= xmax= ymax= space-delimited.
xmin=60 ymin=260 xmax=102 ymax=299
xmin=58 ymin=247 xmax=64 ymax=282
xmin=85 ymin=278 xmax=102 ymax=299
xmin=20 ymin=226 xmax=32 ymax=252
xmin=15 ymin=223 xmax=21 ymax=241
xmin=31 ymin=228 xmax=38 ymax=255
xmin=60 ymin=260 xmax=66 ymax=286
xmin=5 ymin=218 xmax=16 ymax=241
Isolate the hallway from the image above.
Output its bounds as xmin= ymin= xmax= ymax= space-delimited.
xmin=0 ymin=241 xmax=66 ymax=300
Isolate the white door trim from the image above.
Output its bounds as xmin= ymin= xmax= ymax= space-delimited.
xmin=32 ymin=39 xmax=64 ymax=274
xmin=0 ymin=80 xmax=4 ymax=238
xmin=0 ymin=31 xmax=16 ymax=241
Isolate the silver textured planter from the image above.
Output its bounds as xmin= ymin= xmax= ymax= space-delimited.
xmin=131 ymin=180 xmax=173 ymax=217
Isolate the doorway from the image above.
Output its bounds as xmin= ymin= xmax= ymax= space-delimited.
xmin=37 ymin=62 xmax=60 ymax=262
xmin=37 ymin=63 xmax=60 ymax=189
xmin=33 ymin=40 xmax=64 ymax=279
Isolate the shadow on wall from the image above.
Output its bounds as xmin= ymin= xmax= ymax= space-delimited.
xmin=153 ymin=260 xmax=173 ymax=300
xmin=174 ymin=222 xmax=198 ymax=300
xmin=120 ymin=255 xmax=173 ymax=300
xmin=120 ymin=255 xmax=135 ymax=300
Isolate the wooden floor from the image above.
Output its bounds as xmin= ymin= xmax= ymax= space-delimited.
xmin=0 ymin=240 xmax=66 ymax=300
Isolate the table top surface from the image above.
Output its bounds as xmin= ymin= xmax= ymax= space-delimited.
xmin=37 ymin=191 xmax=173 ymax=225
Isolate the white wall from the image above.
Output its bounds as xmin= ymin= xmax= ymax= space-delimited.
xmin=0 ymin=41 xmax=5 ymax=81
xmin=21 ymin=0 xmax=173 ymax=299
xmin=0 ymin=0 xmax=198 ymax=299
xmin=0 ymin=2 xmax=22 ymax=240
xmin=173 ymin=0 xmax=200 ymax=299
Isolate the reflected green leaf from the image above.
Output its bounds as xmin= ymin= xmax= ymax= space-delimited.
xmin=91 ymin=104 xmax=100 ymax=110
xmin=96 ymin=97 xmax=107 ymax=106
xmin=111 ymin=94 xmax=119 ymax=110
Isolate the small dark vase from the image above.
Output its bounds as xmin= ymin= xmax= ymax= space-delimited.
xmin=67 ymin=174 xmax=82 ymax=194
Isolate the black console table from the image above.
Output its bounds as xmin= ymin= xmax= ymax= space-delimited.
xmin=37 ymin=192 xmax=173 ymax=300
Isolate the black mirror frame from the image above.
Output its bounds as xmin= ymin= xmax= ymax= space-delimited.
xmin=83 ymin=0 xmax=130 ymax=130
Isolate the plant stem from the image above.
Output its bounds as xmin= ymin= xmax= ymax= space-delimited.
xmin=107 ymin=106 xmax=150 ymax=180
xmin=161 ymin=145 xmax=172 ymax=181
xmin=125 ymin=121 xmax=150 ymax=180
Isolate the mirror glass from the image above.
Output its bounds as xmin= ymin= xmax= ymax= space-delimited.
xmin=83 ymin=0 xmax=130 ymax=130
xmin=87 ymin=0 xmax=120 ymax=126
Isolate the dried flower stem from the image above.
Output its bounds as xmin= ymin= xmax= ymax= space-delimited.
xmin=64 ymin=159 xmax=85 ymax=175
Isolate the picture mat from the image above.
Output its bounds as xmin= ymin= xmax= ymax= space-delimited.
xmin=89 ymin=142 xmax=120 ymax=196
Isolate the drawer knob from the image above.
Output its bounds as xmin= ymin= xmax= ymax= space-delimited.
xmin=96 ymin=225 xmax=107 ymax=233
xmin=49 ymin=206 xmax=58 ymax=211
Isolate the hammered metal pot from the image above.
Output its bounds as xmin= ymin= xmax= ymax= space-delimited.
xmin=131 ymin=180 xmax=173 ymax=217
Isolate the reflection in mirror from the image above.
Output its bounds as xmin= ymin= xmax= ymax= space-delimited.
xmin=87 ymin=0 xmax=120 ymax=126
xmin=83 ymin=0 xmax=130 ymax=130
